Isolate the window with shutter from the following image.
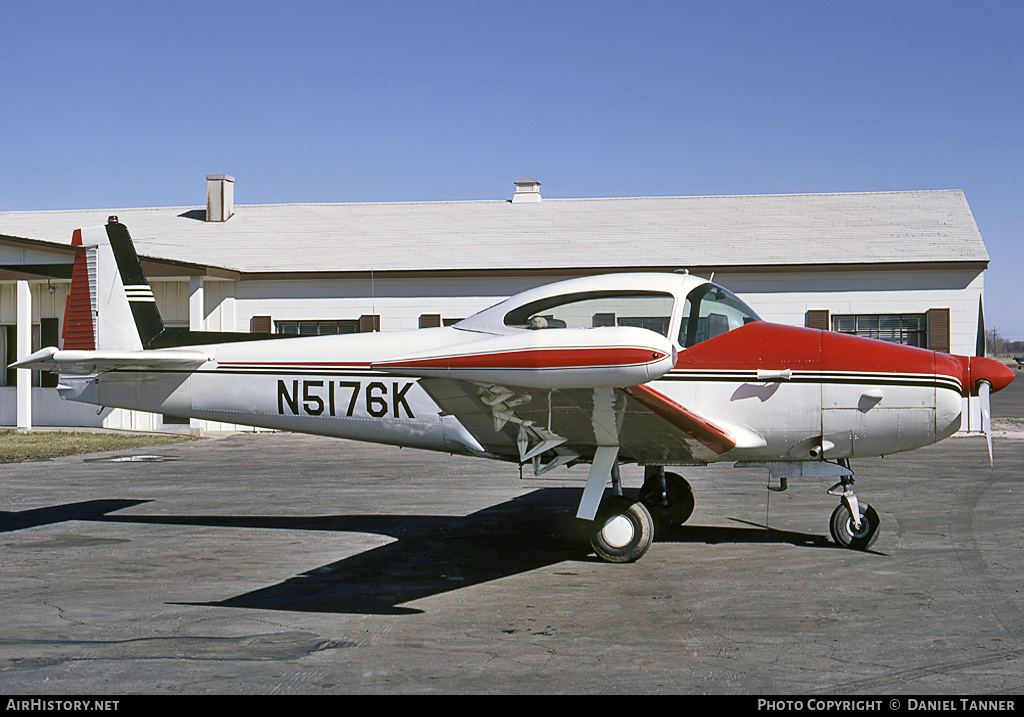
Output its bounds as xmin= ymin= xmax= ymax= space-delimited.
xmin=805 ymin=309 xmax=830 ymax=331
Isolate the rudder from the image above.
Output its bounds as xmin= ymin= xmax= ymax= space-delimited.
xmin=105 ymin=219 xmax=165 ymax=345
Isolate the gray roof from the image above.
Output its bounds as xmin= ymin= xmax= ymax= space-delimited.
xmin=0 ymin=190 xmax=988 ymax=276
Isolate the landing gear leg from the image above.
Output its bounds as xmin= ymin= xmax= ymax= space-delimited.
xmin=611 ymin=459 xmax=622 ymax=496
xmin=827 ymin=462 xmax=880 ymax=550
xmin=578 ymin=448 xmax=655 ymax=562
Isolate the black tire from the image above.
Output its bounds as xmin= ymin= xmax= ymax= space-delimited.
xmin=590 ymin=496 xmax=654 ymax=563
xmin=829 ymin=502 xmax=880 ymax=550
xmin=640 ymin=472 xmax=695 ymax=529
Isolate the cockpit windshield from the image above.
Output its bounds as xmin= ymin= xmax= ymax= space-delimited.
xmin=678 ymin=283 xmax=760 ymax=347
xmin=504 ymin=290 xmax=676 ymax=337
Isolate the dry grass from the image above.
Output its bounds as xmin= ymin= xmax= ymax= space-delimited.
xmin=0 ymin=430 xmax=197 ymax=463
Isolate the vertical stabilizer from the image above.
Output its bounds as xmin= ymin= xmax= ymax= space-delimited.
xmin=62 ymin=219 xmax=145 ymax=351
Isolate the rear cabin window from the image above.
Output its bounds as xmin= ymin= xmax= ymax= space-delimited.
xmin=504 ymin=290 xmax=676 ymax=337
xmin=678 ymin=284 xmax=760 ymax=347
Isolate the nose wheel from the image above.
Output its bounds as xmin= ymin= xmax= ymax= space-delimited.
xmin=829 ymin=502 xmax=880 ymax=549
xmin=827 ymin=472 xmax=880 ymax=550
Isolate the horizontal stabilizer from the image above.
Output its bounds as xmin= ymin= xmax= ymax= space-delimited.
xmin=10 ymin=346 xmax=209 ymax=375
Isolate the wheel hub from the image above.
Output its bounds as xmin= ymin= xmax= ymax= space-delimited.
xmin=601 ymin=515 xmax=635 ymax=548
xmin=846 ymin=516 xmax=870 ymax=539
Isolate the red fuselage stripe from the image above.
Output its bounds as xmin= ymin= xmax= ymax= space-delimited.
xmin=374 ymin=347 xmax=666 ymax=371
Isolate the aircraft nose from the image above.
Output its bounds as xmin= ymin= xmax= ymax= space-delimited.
xmin=970 ymin=356 xmax=1016 ymax=394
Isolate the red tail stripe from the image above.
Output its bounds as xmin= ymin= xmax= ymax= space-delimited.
xmin=62 ymin=244 xmax=95 ymax=350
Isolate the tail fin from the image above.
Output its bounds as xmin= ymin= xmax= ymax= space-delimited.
xmin=62 ymin=217 xmax=276 ymax=351
xmin=63 ymin=218 xmax=145 ymax=351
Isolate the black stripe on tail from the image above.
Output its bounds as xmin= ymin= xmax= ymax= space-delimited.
xmin=105 ymin=220 xmax=165 ymax=346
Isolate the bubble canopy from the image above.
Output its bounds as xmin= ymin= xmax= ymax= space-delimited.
xmin=454 ymin=273 xmax=760 ymax=348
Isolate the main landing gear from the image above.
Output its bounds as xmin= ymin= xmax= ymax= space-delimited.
xmin=590 ymin=495 xmax=655 ymax=563
xmin=588 ymin=464 xmax=695 ymax=563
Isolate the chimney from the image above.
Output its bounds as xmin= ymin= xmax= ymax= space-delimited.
xmin=206 ymin=174 xmax=235 ymax=222
xmin=512 ymin=176 xmax=542 ymax=204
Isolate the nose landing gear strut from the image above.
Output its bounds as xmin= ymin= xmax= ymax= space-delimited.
xmin=826 ymin=463 xmax=880 ymax=550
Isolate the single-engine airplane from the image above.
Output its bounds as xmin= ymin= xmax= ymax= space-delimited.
xmin=12 ymin=218 xmax=1016 ymax=562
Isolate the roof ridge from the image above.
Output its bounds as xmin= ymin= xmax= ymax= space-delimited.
xmin=0 ymin=189 xmax=965 ymax=215
xmin=543 ymin=189 xmax=964 ymax=202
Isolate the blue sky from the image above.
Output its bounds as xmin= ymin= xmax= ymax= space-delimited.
xmin=3 ymin=1 xmax=1022 ymax=338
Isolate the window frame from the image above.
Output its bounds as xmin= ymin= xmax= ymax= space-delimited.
xmin=678 ymin=283 xmax=761 ymax=348
xmin=830 ymin=313 xmax=929 ymax=348
xmin=502 ymin=289 xmax=677 ymax=337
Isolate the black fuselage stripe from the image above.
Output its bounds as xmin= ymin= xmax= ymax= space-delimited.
xmin=107 ymin=367 xmax=963 ymax=394
xmin=661 ymin=371 xmax=961 ymax=393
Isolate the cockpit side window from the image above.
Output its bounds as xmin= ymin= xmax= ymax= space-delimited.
xmin=504 ymin=290 xmax=675 ymax=337
xmin=678 ymin=284 xmax=760 ymax=348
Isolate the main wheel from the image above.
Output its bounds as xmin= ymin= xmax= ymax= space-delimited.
xmin=590 ymin=496 xmax=654 ymax=563
xmin=829 ymin=502 xmax=880 ymax=550
xmin=640 ymin=472 xmax=695 ymax=529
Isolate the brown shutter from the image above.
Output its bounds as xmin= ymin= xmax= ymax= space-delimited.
xmin=250 ymin=315 xmax=272 ymax=334
xmin=927 ymin=308 xmax=950 ymax=353
xmin=359 ymin=314 xmax=380 ymax=333
xmin=419 ymin=314 xmax=442 ymax=329
xmin=805 ymin=309 xmax=830 ymax=331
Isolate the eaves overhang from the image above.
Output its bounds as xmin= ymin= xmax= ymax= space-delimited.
xmin=0 ymin=233 xmax=238 ymax=281
xmin=232 ymin=258 xmax=989 ymax=282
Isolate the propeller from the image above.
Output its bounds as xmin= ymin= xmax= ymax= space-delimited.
xmin=976 ymin=296 xmax=994 ymax=469
xmin=979 ymin=379 xmax=993 ymax=470
xmin=977 ymin=296 xmax=986 ymax=358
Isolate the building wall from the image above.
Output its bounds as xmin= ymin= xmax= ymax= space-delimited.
xmin=724 ymin=267 xmax=984 ymax=356
xmin=230 ymin=274 xmax=570 ymax=332
xmin=0 ymin=282 xmax=68 ymax=324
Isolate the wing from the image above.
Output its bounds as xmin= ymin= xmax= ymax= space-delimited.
xmin=418 ymin=378 xmax=765 ymax=467
xmin=10 ymin=346 xmax=209 ymax=375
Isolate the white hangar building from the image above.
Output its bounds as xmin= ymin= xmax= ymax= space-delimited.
xmin=0 ymin=176 xmax=990 ymax=432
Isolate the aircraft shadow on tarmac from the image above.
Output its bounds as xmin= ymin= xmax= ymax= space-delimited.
xmin=5 ymin=489 xmax=849 ymax=615
xmin=0 ymin=499 xmax=151 ymax=532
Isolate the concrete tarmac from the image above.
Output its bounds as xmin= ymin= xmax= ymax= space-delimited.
xmin=2 ymin=375 xmax=1024 ymax=694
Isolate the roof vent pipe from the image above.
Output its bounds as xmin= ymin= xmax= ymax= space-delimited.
xmin=512 ymin=176 xmax=541 ymax=204
xmin=206 ymin=174 xmax=235 ymax=222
